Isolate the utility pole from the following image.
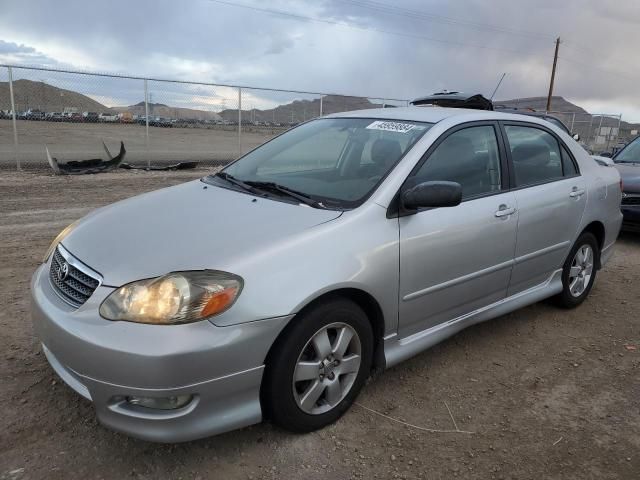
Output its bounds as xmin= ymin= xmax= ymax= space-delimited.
xmin=546 ymin=37 xmax=560 ymax=112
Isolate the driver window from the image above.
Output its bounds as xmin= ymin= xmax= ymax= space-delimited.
xmin=256 ymin=127 xmax=349 ymax=175
xmin=412 ymin=126 xmax=502 ymax=200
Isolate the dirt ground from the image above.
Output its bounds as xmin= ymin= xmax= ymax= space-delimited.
xmin=0 ymin=119 xmax=281 ymax=166
xmin=0 ymin=170 xmax=639 ymax=480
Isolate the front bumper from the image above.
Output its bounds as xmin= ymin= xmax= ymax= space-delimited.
xmin=621 ymin=205 xmax=640 ymax=232
xmin=31 ymin=263 xmax=291 ymax=442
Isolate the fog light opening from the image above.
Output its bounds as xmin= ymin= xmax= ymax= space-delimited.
xmin=126 ymin=394 xmax=193 ymax=410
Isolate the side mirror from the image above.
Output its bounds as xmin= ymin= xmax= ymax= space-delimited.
xmin=402 ymin=181 xmax=462 ymax=210
xmin=600 ymin=152 xmax=613 ymax=158
xmin=572 ymin=133 xmax=581 ymax=141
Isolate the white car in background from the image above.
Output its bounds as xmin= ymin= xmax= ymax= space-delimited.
xmin=99 ymin=113 xmax=119 ymax=123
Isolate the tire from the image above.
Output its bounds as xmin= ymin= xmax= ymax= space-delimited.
xmin=554 ymin=232 xmax=599 ymax=308
xmin=262 ymin=297 xmax=373 ymax=433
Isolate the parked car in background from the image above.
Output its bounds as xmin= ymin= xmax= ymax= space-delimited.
xmin=494 ymin=107 xmax=579 ymax=137
xmin=118 ymin=112 xmax=134 ymax=123
xmin=99 ymin=112 xmax=118 ymax=123
xmin=610 ymin=136 xmax=640 ymax=231
xmin=82 ymin=112 xmax=100 ymax=123
xmin=23 ymin=109 xmax=46 ymax=121
xmin=64 ymin=112 xmax=83 ymax=122
xmin=150 ymin=116 xmax=173 ymax=127
xmin=45 ymin=112 xmax=65 ymax=122
xmin=32 ymin=107 xmax=622 ymax=442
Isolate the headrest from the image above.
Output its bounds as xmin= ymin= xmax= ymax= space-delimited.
xmin=512 ymin=142 xmax=550 ymax=164
xmin=371 ymin=138 xmax=402 ymax=165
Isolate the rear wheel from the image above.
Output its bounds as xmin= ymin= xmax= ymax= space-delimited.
xmin=263 ymin=298 xmax=373 ymax=432
xmin=554 ymin=232 xmax=599 ymax=308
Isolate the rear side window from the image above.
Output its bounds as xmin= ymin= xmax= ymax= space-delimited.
xmin=561 ymin=146 xmax=578 ymax=176
xmin=412 ymin=125 xmax=502 ymax=200
xmin=505 ymin=125 xmax=563 ymax=187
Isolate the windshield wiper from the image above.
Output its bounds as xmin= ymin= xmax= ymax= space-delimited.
xmin=245 ymin=180 xmax=326 ymax=208
xmin=213 ymin=172 xmax=266 ymax=196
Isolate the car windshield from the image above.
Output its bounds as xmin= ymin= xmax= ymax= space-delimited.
xmin=614 ymin=137 xmax=640 ymax=164
xmin=208 ymin=118 xmax=433 ymax=208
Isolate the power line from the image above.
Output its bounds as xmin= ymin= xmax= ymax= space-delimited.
xmin=207 ymin=0 xmax=543 ymax=55
xmin=337 ymin=0 xmax=555 ymax=41
xmin=559 ymin=56 xmax=639 ymax=83
xmin=562 ymin=41 xmax=631 ymax=68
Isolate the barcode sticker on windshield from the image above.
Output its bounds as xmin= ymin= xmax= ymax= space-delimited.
xmin=366 ymin=120 xmax=416 ymax=133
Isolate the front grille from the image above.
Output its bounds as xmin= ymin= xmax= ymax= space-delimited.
xmin=622 ymin=194 xmax=640 ymax=206
xmin=49 ymin=246 xmax=100 ymax=307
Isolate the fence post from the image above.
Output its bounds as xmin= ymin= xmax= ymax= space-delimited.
xmin=319 ymin=96 xmax=323 ymax=117
xmin=8 ymin=66 xmax=20 ymax=170
xmin=144 ymin=79 xmax=150 ymax=169
xmin=238 ymin=87 xmax=242 ymax=155
xmin=570 ymin=113 xmax=575 ymax=133
xmin=596 ymin=115 xmax=604 ymax=149
xmin=606 ymin=114 xmax=622 ymax=153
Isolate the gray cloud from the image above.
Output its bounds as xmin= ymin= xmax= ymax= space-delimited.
xmin=1 ymin=0 xmax=640 ymax=118
xmin=0 ymin=39 xmax=59 ymax=66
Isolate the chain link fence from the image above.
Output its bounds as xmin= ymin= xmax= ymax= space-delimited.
xmin=0 ymin=64 xmax=409 ymax=171
xmin=3 ymin=64 xmax=633 ymax=171
xmin=547 ymin=111 xmax=624 ymax=154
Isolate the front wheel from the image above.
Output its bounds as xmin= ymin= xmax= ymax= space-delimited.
xmin=554 ymin=232 xmax=599 ymax=308
xmin=262 ymin=298 xmax=373 ymax=432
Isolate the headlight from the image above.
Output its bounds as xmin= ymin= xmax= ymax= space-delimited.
xmin=43 ymin=220 xmax=79 ymax=263
xmin=99 ymin=271 xmax=242 ymax=325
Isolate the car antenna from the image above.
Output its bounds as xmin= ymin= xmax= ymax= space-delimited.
xmin=490 ymin=73 xmax=507 ymax=101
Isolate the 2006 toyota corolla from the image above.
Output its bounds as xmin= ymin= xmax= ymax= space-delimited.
xmin=32 ymin=107 xmax=623 ymax=442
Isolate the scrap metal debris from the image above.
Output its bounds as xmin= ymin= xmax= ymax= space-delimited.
xmin=46 ymin=141 xmax=126 ymax=175
xmin=46 ymin=141 xmax=199 ymax=174
xmin=120 ymin=161 xmax=198 ymax=171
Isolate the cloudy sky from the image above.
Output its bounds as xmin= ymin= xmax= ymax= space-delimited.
xmin=1 ymin=0 xmax=640 ymax=119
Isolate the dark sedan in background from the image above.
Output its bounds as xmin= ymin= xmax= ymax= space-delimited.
xmin=613 ymin=137 xmax=640 ymax=231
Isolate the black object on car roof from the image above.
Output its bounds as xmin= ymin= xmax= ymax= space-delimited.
xmin=410 ymin=91 xmax=494 ymax=111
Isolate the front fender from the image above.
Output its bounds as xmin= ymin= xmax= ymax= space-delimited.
xmin=209 ymin=203 xmax=400 ymax=337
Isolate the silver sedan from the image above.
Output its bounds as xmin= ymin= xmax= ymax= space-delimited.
xmin=32 ymin=107 xmax=623 ymax=442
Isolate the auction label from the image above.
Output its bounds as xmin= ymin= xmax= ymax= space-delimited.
xmin=366 ymin=120 xmax=418 ymax=133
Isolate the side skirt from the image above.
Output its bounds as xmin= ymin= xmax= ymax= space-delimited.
xmin=383 ymin=269 xmax=563 ymax=369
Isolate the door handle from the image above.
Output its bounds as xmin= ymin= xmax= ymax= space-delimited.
xmin=570 ymin=187 xmax=585 ymax=198
xmin=495 ymin=205 xmax=516 ymax=217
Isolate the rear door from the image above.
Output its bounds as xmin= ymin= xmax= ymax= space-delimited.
xmin=398 ymin=122 xmax=518 ymax=338
xmin=501 ymin=122 xmax=587 ymax=295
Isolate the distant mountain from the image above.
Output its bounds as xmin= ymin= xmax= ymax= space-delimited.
xmin=218 ymin=95 xmax=383 ymax=124
xmin=497 ymin=95 xmax=639 ymax=144
xmin=495 ymin=96 xmax=589 ymax=114
xmin=0 ymin=79 xmax=111 ymax=113
xmin=112 ymin=102 xmax=222 ymax=121
xmin=2 ymin=81 xmax=637 ymax=147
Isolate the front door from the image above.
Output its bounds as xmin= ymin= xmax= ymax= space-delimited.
xmin=398 ymin=123 xmax=518 ymax=338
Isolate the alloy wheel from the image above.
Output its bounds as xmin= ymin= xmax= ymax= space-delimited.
xmin=568 ymin=244 xmax=594 ymax=297
xmin=292 ymin=322 xmax=362 ymax=415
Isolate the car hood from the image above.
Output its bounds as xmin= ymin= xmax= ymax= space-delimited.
xmin=62 ymin=180 xmax=342 ymax=286
xmin=614 ymin=163 xmax=640 ymax=193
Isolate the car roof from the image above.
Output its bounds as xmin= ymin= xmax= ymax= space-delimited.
xmin=326 ymin=106 xmax=563 ymax=127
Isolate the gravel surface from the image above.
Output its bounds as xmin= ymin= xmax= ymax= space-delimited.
xmin=1 ymin=171 xmax=639 ymax=480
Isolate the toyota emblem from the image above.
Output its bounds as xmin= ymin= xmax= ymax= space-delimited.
xmin=57 ymin=261 xmax=70 ymax=281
